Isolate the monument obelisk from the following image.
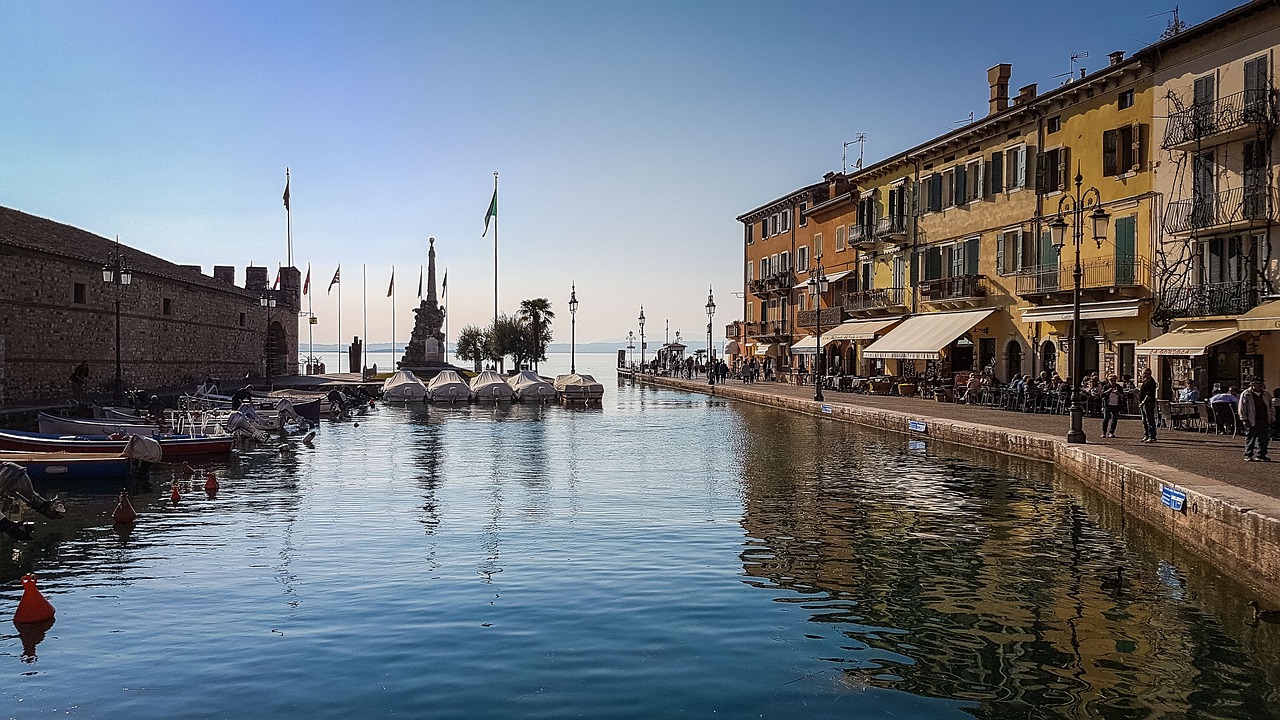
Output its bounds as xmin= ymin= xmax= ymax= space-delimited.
xmin=398 ymin=237 xmax=446 ymax=369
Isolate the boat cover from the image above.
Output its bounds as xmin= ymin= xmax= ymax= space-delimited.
xmin=426 ymin=370 xmax=471 ymax=402
xmin=469 ymin=370 xmax=514 ymax=400
xmin=554 ymin=373 xmax=605 ymax=399
xmin=382 ymin=370 xmax=428 ymax=401
xmin=507 ymin=371 xmax=557 ymax=400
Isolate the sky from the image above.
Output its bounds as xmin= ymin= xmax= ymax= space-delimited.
xmin=0 ymin=0 xmax=1239 ymax=349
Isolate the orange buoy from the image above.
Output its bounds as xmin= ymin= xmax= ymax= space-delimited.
xmin=204 ymin=473 xmax=219 ymax=493
xmin=112 ymin=490 xmax=137 ymax=524
xmin=181 ymin=462 xmax=195 ymax=477
xmin=170 ymin=482 xmax=180 ymax=504
xmin=13 ymin=574 xmax=55 ymax=624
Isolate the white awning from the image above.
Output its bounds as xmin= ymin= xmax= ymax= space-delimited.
xmin=825 ymin=317 xmax=904 ymax=341
xmin=724 ymin=340 xmax=742 ymax=355
xmin=1135 ymin=324 xmax=1243 ymax=356
xmin=862 ymin=308 xmax=997 ymax=360
xmin=789 ymin=334 xmax=836 ymax=355
xmin=1019 ymin=299 xmax=1145 ymax=324
xmin=792 ymin=270 xmax=853 ymax=290
xmin=753 ymin=343 xmax=785 ymax=357
xmin=1238 ymin=300 xmax=1280 ymax=332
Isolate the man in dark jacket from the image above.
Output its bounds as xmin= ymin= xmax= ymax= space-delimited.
xmin=1139 ymin=368 xmax=1158 ymax=442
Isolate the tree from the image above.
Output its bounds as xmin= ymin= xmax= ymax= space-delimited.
xmin=455 ymin=325 xmax=487 ymax=372
xmin=517 ymin=298 xmax=555 ymax=371
xmin=487 ymin=314 xmax=527 ymax=372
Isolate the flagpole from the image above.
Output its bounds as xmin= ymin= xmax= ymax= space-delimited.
xmin=493 ymin=171 xmax=499 ymax=328
xmin=362 ymin=264 xmax=368 ymax=376
xmin=285 ymin=168 xmax=293 ymax=269
xmin=306 ymin=263 xmax=313 ymax=372
xmin=443 ymin=268 xmax=449 ymax=363
xmin=337 ymin=269 xmax=342 ymax=373
xmin=390 ymin=266 xmax=396 ymax=366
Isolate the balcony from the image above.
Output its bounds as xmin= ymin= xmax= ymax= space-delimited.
xmin=873 ymin=215 xmax=909 ymax=241
xmin=1164 ymin=186 xmax=1274 ymax=235
xmin=841 ymin=287 xmax=908 ymax=315
xmin=748 ymin=269 xmax=795 ymax=298
xmin=744 ymin=321 xmax=791 ymax=341
xmin=1154 ymin=280 xmax=1265 ymax=322
xmin=848 ymin=224 xmax=876 ymax=250
xmin=795 ymin=306 xmax=846 ymax=330
xmin=1163 ymin=89 xmax=1274 ymax=151
xmin=1015 ymin=257 xmax=1150 ymax=304
xmin=919 ymin=274 xmax=989 ymax=305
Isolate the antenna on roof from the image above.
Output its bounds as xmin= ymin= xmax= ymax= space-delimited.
xmin=842 ymin=133 xmax=867 ymax=174
xmin=1150 ymin=5 xmax=1186 ymax=40
xmin=1054 ymin=51 xmax=1089 ymax=84
xmin=953 ymin=111 xmax=974 ymax=126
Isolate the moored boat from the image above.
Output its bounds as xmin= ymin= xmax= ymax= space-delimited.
xmin=0 ymin=427 xmax=234 ymax=459
xmin=382 ymin=370 xmax=428 ymax=402
xmin=469 ymin=370 xmax=513 ymax=401
xmin=427 ymin=370 xmax=471 ymax=402
xmin=507 ymin=371 xmax=557 ymax=401
xmin=0 ymin=451 xmax=135 ymax=481
xmin=38 ymin=412 xmax=159 ymax=436
xmin=554 ymin=373 xmax=605 ymax=403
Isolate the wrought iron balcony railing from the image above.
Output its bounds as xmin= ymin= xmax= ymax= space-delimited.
xmin=1164 ymin=186 xmax=1273 ymax=234
xmin=848 ymin=224 xmax=875 ymax=248
xmin=873 ymin=215 xmax=909 ymax=239
xmin=744 ymin=321 xmax=790 ymax=339
xmin=1163 ymin=89 xmax=1274 ymax=149
xmin=796 ymin=306 xmax=846 ymax=329
xmin=1155 ymin=280 xmax=1264 ymax=321
xmin=919 ymin=274 xmax=988 ymax=302
xmin=1014 ymin=257 xmax=1150 ymax=296
xmin=748 ymin=270 xmax=795 ymax=297
xmin=841 ymin=286 xmax=907 ymax=313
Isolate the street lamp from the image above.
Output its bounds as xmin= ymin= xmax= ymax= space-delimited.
xmin=705 ymin=286 xmax=716 ymax=386
xmin=1049 ymin=165 xmax=1110 ymax=444
xmin=807 ymin=259 xmax=828 ymax=402
xmin=260 ymin=294 xmax=277 ymax=386
xmin=569 ymin=283 xmax=579 ymax=374
xmin=638 ymin=307 xmax=646 ymax=369
xmin=102 ymin=237 xmax=133 ymax=403
xmin=627 ymin=331 xmax=635 ymax=368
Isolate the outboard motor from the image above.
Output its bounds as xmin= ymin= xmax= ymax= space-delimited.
xmin=0 ymin=462 xmax=65 ymax=520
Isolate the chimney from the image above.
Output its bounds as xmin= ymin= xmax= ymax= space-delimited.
xmin=988 ymin=63 xmax=1012 ymax=115
xmin=1109 ymin=51 xmax=1125 ymax=66
xmin=213 ymin=265 xmax=236 ymax=285
xmin=245 ymin=266 xmax=269 ymax=291
xmin=179 ymin=264 xmax=201 ymax=275
xmin=1017 ymin=83 xmax=1038 ymax=104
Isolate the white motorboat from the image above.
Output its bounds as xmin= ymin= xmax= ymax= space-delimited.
xmin=426 ymin=370 xmax=471 ymax=402
xmin=554 ymin=373 xmax=604 ymax=403
xmin=507 ymin=371 xmax=557 ymax=401
xmin=469 ymin=370 xmax=514 ymax=401
xmin=381 ymin=370 xmax=428 ymax=402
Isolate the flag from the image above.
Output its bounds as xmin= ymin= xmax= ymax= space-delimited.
xmin=482 ymin=188 xmax=497 ymax=237
xmin=387 ymin=267 xmax=395 ymax=297
xmin=282 ymin=172 xmax=290 ymax=211
xmin=328 ymin=265 xmax=340 ymax=294
xmin=302 ymin=264 xmax=310 ymax=295
xmin=417 ymin=265 xmax=422 ymax=299
xmin=273 ymin=268 xmax=281 ymax=290
xmin=442 ymin=270 xmax=447 ymax=299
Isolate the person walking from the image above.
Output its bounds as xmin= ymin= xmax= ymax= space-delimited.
xmin=1238 ymin=380 xmax=1274 ymax=462
xmin=1101 ymin=375 xmax=1124 ymax=438
xmin=1139 ymin=367 xmax=1158 ymax=442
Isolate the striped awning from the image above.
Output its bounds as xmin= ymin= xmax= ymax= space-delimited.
xmin=1019 ymin=299 xmax=1144 ymax=324
xmin=789 ymin=334 xmax=835 ymax=355
xmin=1238 ymin=300 xmax=1280 ymax=332
xmin=825 ymin=317 xmax=904 ymax=341
xmin=1135 ymin=324 xmax=1243 ymax=356
xmin=862 ymin=309 xmax=997 ymax=360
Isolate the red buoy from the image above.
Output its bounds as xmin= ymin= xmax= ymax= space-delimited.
xmin=112 ymin=490 xmax=137 ymax=524
xmin=13 ymin=574 xmax=55 ymax=624
xmin=170 ymin=482 xmax=180 ymax=504
xmin=204 ymin=473 xmax=219 ymax=493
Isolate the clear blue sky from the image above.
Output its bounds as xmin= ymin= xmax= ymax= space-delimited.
xmin=0 ymin=0 xmax=1236 ymax=348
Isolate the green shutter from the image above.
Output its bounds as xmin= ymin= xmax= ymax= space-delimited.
xmin=965 ymin=238 xmax=980 ymax=275
xmin=1115 ymin=216 xmax=1136 ymax=284
xmin=996 ymin=234 xmax=1006 ymax=274
xmin=926 ymin=247 xmax=943 ymax=280
xmin=1103 ymin=129 xmax=1118 ymax=176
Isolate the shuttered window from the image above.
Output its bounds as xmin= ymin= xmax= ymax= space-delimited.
xmin=989 ymin=152 xmax=1004 ymax=193
xmin=1115 ymin=216 xmax=1136 ymax=284
xmin=965 ymin=237 xmax=980 ymax=275
xmin=928 ymin=174 xmax=943 ymax=212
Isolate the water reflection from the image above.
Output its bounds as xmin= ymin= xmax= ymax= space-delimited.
xmin=734 ymin=403 xmax=1279 ymax=718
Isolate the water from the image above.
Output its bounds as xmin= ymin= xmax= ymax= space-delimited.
xmin=3 ymin=354 xmax=1279 ymax=719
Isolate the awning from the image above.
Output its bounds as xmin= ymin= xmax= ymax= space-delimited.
xmin=1135 ymin=323 xmax=1243 ymax=356
xmin=792 ymin=270 xmax=852 ymax=290
xmin=825 ymin=317 xmax=904 ymax=341
xmin=753 ymin=343 xmax=785 ymax=357
xmin=789 ymin=334 xmax=836 ymax=355
xmin=1019 ymin=299 xmax=1145 ymax=324
xmin=724 ymin=340 xmax=742 ymax=355
xmin=862 ymin=308 xmax=997 ymax=360
xmin=1238 ymin=300 xmax=1280 ymax=332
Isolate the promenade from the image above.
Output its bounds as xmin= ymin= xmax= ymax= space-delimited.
xmin=628 ymin=370 xmax=1280 ymax=600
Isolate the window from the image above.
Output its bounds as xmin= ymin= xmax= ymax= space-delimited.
xmin=1047 ymin=116 xmax=1062 ymax=133
xmin=997 ymin=229 xmax=1025 ymax=275
xmin=239 ymin=312 xmax=246 ymax=327
xmin=966 ymin=158 xmax=984 ymax=202
xmin=1036 ymin=146 xmax=1069 ymax=193
xmin=1118 ymin=89 xmax=1134 ymax=110
xmin=162 ymin=297 xmax=173 ymax=316
xmin=888 ymin=182 xmax=908 ymax=224
xmin=1245 ymin=141 xmax=1267 ymax=217
xmin=942 ymin=168 xmax=957 ymax=208
xmin=1102 ymin=124 xmax=1141 ymax=176
xmin=745 ymin=260 xmax=754 ymax=282
xmin=1246 ymin=56 xmax=1269 ymax=119
xmin=72 ymin=282 xmax=86 ymax=305
xmin=813 ymin=233 xmax=823 ymax=259
xmin=858 ymin=192 xmax=877 ymax=233
xmin=781 ymin=209 xmax=791 ymax=233
xmin=760 ymin=256 xmax=771 ymax=277
xmin=797 ymin=245 xmax=809 ymax=272
xmin=989 ymin=151 xmax=1004 ymax=194
xmin=746 ymin=223 xmax=754 ymax=245
xmin=798 ymin=202 xmax=808 ymax=227
xmin=927 ymin=173 xmax=943 ymax=212
xmin=779 ymin=251 xmax=790 ymax=272
xmin=860 ymin=261 xmax=873 ymax=290
xmin=746 ymin=303 xmax=754 ymax=323
xmin=1115 ymin=216 xmax=1136 ymax=284
xmin=836 ymin=225 xmax=847 ymax=252
xmin=761 ymin=219 xmax=769 ymax=238
xmin=1005 ymin=144 xmax=1028 ymax=190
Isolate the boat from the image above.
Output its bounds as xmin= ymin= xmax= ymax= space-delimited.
xmin=554 ymin=373 xmax=605 ymax=403
xmin=426 ymin=370 xmax=471 ymax=402
xmin=0 ymin=451 xmax=135 ymax=481
xmin=469 ymin=370 xmax=513 ymax=401
xmin=381 ymin=370 xmax=428 ymax=402
xmin=507 ymin=371 xmax=557 ymax=401
xmin=38 ymin=412 xmax=159 ymax=436
xmin=0 ymin=427 xmax=234 ymax=459
xmin=184 ymin=392 xmax=324 ymax=423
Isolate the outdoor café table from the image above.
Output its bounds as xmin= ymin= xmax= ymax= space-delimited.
xmin=1170 ymin=401 xmax=1206 ymax=431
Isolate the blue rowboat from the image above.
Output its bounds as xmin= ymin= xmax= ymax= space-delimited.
xmin=0 ymin=452 xmax=134 ymax=481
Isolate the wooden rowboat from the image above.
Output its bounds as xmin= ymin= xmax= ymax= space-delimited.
xmin=0 ymin=452 xmax=134 ymax=481
xmin=0 ymin=428 xmax=234 ymax=459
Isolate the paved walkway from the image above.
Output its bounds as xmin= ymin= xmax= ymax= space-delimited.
xmin=640 ymin=373 xmax=1280 ymax=502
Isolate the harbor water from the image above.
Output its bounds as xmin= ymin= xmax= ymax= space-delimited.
xmin=3 ymin=354 xmax=1279 ymax=719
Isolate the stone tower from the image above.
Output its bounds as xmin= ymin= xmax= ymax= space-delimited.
xmin=398 ymin=237 xmax=446 ymax=368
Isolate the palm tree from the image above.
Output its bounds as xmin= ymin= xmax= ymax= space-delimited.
xmin=517 ymin=298 xmax=555 ymax=371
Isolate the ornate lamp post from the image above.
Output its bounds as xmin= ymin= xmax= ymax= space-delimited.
xmin=638 ymin=307 xmax=646 ymax=369
xmin=260 ymin=294 xmax=278 ymax=386
xmin=569 ymin=283 xmax=579 ymax=374
xmin=102 ymin=237 xmax=133 ymax=403
xmin=807 ymin=260 xmax=828 ymax=402
xmin=1048 ymin=166 xmax=1110 ymax=444
xmin=705 ymin=286 xmax=716 ymax=386
xmin=627 ymin=331 xmax=635 ymax=368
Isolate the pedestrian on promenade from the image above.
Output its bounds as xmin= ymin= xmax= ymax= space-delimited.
xmin=1272 ymin=387 xmax=1280 ymax=441
xmin=1239 ymin=380 xmax=1274 ymax=462
xmin=1101 ymin=375 xmax=1124 ymax=438
xmin=1139 ymin=368 xmax=1158 ymax=442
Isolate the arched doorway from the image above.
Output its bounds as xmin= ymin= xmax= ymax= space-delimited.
xmin=1040 ymin=340 xmax=1057 ymax=374
xmin=1005 ymin=340 xmax=1023 ymax=381
xmin=266 ymin=321 xmax=288 ymax=377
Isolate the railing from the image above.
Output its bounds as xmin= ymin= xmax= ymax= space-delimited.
xmin=795 ymin=306 xmax=845 ymax=329
xmin=1164 ymin=186 xmax=1273 ymax=234
xmin=841 ymin=287 xmax=907 ymax=312
xmin=1163 ymin=89 xmax=1274 ymax=148
xmin=748 ymin=270 xmax=795 ymax=297
xmin=874 ymin=215 xmax=908 ymax=239
xmin=848 ymin=224 xmax=874 ymax=247
xmin=745 ymin=321 xmax=790 ymax=338
xmin=1156 ymin=281 xmax=1264 ymax=320
xmin=1015 ymin=257 xmax=1150 ymax=296
xmin=919 ymin=274 xmax=988 ymax=302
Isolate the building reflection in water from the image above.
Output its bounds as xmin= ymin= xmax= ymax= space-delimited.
xmin=732 ymin=403 xmax=1279 ymax=717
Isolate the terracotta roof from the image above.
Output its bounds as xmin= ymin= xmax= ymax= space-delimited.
xmin=0 ymin=205 xmax=258 ymax=298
